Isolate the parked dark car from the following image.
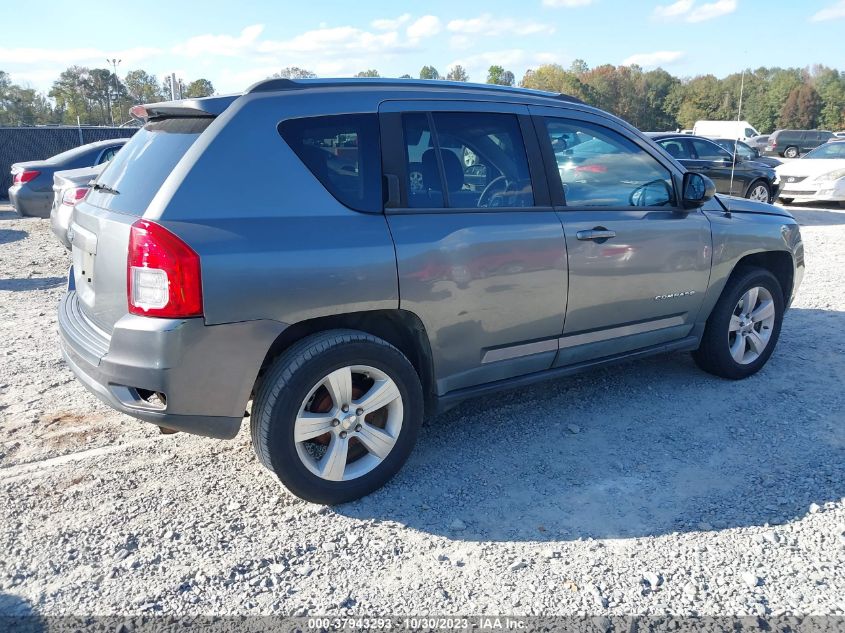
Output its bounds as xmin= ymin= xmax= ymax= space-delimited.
xmin=59 ymin=79 xmax=803 ymax=504
xmin=746 ymin=135 xmax=770 ymax=152
xmin=764 ymin=129 xmax=834 ymax=158
xmin=8 ymin=139 xmax=128 ymax=217
xmin=712 ymin=138 xmax=781 ymax=168
xmin=648 ymin=134 xmax=778 ymax=202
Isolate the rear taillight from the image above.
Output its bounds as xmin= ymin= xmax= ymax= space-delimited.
xmin=770 ymin=141 xmax=777 ymax=148
xmin=13 ymin=170 xmax=40 ymax=185
xmin=61 ymin=187 xmax=89 ymax=206
xmin=127 ymin=220 xmax=202 ymax=318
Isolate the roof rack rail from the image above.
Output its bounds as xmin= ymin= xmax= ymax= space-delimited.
xmin=245 ymin=77 xmax=582 ymax=104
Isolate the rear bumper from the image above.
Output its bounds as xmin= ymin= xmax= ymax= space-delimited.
xmin=8 ymin=184 xmax=52 ymax=218
xmin=58 ymin=290 xmax=285 ymax=439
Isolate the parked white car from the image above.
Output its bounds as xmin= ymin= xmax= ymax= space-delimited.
xmin=776 ymin=141 xmax=845 ymax=206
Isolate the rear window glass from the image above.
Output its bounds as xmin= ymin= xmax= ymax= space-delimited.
xmin=87 ymin=118 xmax=212 ymax=216
xmin=279 ymin=114 xmax=382 ymax=212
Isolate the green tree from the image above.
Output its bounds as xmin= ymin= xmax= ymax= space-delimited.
xmin=419 ymin=65 xmax=440 ymax=80
xmin=273 ymin=67 xmax=317 ymax=79
xmin=446 ymin=65 xmax=469 ymax=82
xmin=184 ymin=78 xmax=215 ymax=98
xmin=355 ymin=69 xmax=380 ymax=78
xmin=486 ymin=65 xmax=515 ymax=86
xmin=124 ymin=69 xmax=166 ymax=104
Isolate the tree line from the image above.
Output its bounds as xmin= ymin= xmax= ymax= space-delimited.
xmin=0 ymin=68 xmax=214 ymax=127
xmin=2 ymin=61 xmax=844 ymax=133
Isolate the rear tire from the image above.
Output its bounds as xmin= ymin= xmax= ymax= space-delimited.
xmin=779 ymin=198 xmax=793 ymax=205
xmin=783 ymin=146 xmax=799 ymax=159
xmin=251 ymin=330 xmax=423 ymax=504
xmin=692 ymin=268 xmax=784 ymax=380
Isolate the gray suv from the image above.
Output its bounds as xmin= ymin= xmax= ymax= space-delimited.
xmin=58 ymin=79 xmax=805 ymax=504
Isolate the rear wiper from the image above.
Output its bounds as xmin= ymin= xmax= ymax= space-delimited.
xmin=92 ymin=182 xmax=120 ymax=195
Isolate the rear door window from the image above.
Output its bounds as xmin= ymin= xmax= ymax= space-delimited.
xmin=87 ymin=117 xmax=212 ymax=216
xmin=691 ymin=138 xmax=730 ymax=160
xmin=279 ymin=114 xmax=382 ymax=212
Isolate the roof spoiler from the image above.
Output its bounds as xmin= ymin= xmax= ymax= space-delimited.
xmin=132 ymin=95 xmax=238 ymax=121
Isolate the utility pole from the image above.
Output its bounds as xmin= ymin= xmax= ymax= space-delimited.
xmin=106 ymin=58 xmax=121 ymax=126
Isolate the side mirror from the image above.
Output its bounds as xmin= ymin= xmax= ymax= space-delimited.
xmin=630 ymin=179 xmax=673 ymax=207
xmin=682 ymin=173 xmax=716 ymax=209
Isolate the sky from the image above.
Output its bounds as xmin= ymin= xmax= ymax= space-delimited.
xmin=3 ymin=0 xmax=845 ymax=95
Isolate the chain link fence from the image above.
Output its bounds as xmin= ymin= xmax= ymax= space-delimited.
xmin=1 ymin=126 xmax=138 ymax=197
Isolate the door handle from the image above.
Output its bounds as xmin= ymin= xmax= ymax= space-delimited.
xmin=576 ymin=228 xmax=616 ymax=242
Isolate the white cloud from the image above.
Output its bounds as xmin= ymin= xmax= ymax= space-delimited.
xmin=810 ymin=1 xmax=845 ymax=21
xmin=541 ymin=0 xmax=594 ymax=7
xmin=173 ymin=24 xmax=264 ymax=57
xmin=688 ymin=0 xmax=737 ymax=22
xmin=447 ymin=14 xmax=554 ymax=36
xmin=371 ymin=13 xmax=412 ymax=30
xmin=622 ymin=50 xmax=685 ymax=67
xmin=652 ymin=0 xmax=736 ymax=22
xmin=653 ymin=0 xmax=694 ymax=18
xmin=406 ymin=15 xmax=442 ymax=39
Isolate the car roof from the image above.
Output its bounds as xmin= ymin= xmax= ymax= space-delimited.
xmin=141 ymin=78 xmax=589 ymax=118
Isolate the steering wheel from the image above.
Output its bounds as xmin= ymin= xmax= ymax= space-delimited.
xmin=477 ymin=176 xmax=509 ymax=208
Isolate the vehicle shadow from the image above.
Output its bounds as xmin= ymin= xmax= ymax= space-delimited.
xmin=0 ymin=229 xmax=27 ymax=245
xmin=0 ymin=277 xmax=65 ymax=292
xmin=0 ymin=593 xmax=43 ymax=632
xmin=0 ymin=209 xmax=21 ymax=221
xmin=339 ymin=307 xmax=845 ymax=542
xmin=783 ymin=204 xmax=845 ymax=226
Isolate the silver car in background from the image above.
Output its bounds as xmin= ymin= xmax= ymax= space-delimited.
xmin=51 ymin=164 xmax=105 ymax=249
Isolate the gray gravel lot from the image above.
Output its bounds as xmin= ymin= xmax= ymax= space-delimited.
xmin=0 ymin=201 xmax=843 ymax=618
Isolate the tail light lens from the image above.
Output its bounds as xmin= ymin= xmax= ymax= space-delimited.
xmin=127 ymin=220 xmax=202 ymax=318
xmin=61 ymin=187 xmax=89 ymax=206
xmin=13 ymin=170 xmax=40 ymax=184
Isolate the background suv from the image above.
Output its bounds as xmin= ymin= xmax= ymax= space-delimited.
xmin=58 ymin=79 xmax=803 ymax=504
xmin=764 ymin=129 xmax=835 ymax=158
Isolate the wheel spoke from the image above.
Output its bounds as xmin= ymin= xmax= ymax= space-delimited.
xmin=729 ymin=314 xmax=742 ymax=332
xmin=354 ymin=378 xmax=401 ymax=413
xmin=356 ymin=423 xmax=397 ymax=459
xmin=747 ymin=330 xmax=766 ymax=355
xmin=319 ymin=434 xmax=349 ymax=481
xmin=294 ymin=412 xmax=336 ymax=442
xmin=730 ymin=334 xmax=746 ymax=362
xmin=742 ymin=287 xmax=758 ymax=317
xmin=324 ymin=367 xmax=353 ymax=409
xmin=751 ymin=299 xmax=774 ymax=322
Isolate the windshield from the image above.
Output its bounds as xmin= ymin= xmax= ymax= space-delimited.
xmin=802 ymin=143 xmax=845 ymax=159
xmin=87 ymin=118 xmax=212 ymax=215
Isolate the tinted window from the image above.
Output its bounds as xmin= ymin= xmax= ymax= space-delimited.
xmin=88 ymin=117 xmax=212 ymax=216
xmin=402 ymin=113 xmax=444 ymax=208
xmin=279 ymin=114 xmax=382 ymax=212
xmin=744 ymin=128 xmax=756 ymax=138
xmin=691 ymin=138 xmax=730 ymax=160
xmin=546 ymin=119 xmax=674 ymax=207
xmin=658 ymin=138 xmax=693 ymax=159
xmin=97 ymin=146 xmax=120 ymax=165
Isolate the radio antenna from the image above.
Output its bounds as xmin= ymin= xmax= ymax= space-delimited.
xmin=726 ymin=67 xmax=746 ymax=217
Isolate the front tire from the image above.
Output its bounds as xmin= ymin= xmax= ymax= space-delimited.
xmin=746 ymin=180 xmax=771 ymax=203
xmin=692 ymin=268 xmax=784 ymax=380
xmin=251 ymin=330 xmax=423 ymax=504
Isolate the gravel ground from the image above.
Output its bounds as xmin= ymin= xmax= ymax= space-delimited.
xmin=0 ymin=202 xmax=843 ymax=619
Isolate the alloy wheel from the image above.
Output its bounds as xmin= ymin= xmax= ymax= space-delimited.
xmin=749 ymin=184 xmax=770 ymax=202
xmin=294 ymin=365 xmax=403 ymax=482
xmin=728 ymin=286 xmax=777 ymax=365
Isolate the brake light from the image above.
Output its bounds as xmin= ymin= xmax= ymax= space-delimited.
xmin=61 ymin=187 xmax=89 ymax=206
xmin=127 ymin=220 xmax=202 ymax=318
xmin=13 ymin=170 xmax=40 ymax=184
